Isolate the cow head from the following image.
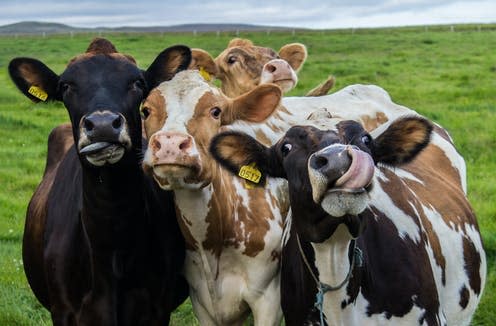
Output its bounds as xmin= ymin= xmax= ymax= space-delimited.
xmin=190 ymin=38 xmax=307 ymax=97
xmin=9 ymin=38 xmax=191 ymax=167
xmin=142 ymin=70 xmax=281 ymax=190
xmin=210 ymin=117 xmax=432 ymax=242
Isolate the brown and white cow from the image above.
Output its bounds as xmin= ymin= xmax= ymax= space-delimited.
xmin=210 ymin=116 xmax=486 ymax=325
xmin=189 ymin=38 xmax=335 ymax=97
xmin=141 ymin=70 xmax=287 ymax=325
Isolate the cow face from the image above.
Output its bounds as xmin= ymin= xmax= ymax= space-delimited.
xmin=9 ymin=38 xmax=191 ymax=167
xmin=142 ymin=70 xmax=281 ymax=190
xmin=210 ymin=117 xmax=432 ymax=242
xmin=191 ymin=38 xmax=306 ymax=97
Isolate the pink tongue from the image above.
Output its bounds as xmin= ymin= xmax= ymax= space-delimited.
xmin=334 ymin=147 xmax=374 ymax=190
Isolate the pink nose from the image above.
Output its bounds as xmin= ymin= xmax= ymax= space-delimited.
xmin=262 ymin=59 xmax=292 ymax=80
xmin=149 ymin=131 xmax=193 ymax=163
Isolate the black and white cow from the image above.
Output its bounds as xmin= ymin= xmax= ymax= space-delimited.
xmin=210 ymin=116 xmax=486 ymax=325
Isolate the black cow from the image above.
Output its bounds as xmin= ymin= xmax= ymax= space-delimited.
xmin=9 ymin=38 xmax=191 ymax=325
xmin=210 ymin=116 xmax=485 ymax=325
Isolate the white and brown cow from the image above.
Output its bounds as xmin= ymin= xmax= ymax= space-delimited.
xmin=211 ymin=116 xmax=486 ymax=325
xmin=141 ymin=71 xmax=287 ymax=325
xmin=189 ymin=38 xmax=335 ymax=97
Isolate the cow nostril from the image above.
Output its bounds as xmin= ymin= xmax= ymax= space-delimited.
xmin=265 ymin=64 xmax=276 ymax=73
xmin=112 ymin=115 xmax=123 ymax=129
xmin=83 ymin=119 xmax=94 ymax=131
xmin=310 ymin=155 xmax=329 ymax=170
xmin=179 ymin=138 xmax=191 ymax=151
xmin=153 ymin=138 xmax=161 ymax=150
xmin=313 ymin=155 xmax=328 ymax=170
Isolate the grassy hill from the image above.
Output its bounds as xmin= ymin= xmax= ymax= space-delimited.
xmin=0 ymin=26 xmax=494 ymax=325
xmin=0 ymin=21 xmax=296 ymax=35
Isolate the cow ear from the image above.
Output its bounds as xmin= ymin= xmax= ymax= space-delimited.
xmin=8 ymin=58 xmax=61 ymax=102
xmin=210 ymin=131 xmax=284 ymax=180
xmin=189 ymin=48 xmax=217 ymax=81
xmin=223 ymin=84 xmax=281 ymax=125
xmin=145 ymin=45 xmax=192 ymax=90
xmin=370 ymin=116 xmax=433 ymax=165
xmin=278 ymin=43 xmax=307 ymax=72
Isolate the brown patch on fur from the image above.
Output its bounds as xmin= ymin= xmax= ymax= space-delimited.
xmin=432 ymin=124 xmax=454 ymax=145
xmin=142 ymin=89 xmax=167 ymax=138
xmin=459 ymin=285 xmax=470 ymax=309
xmin=463 ymin=237 xmax=482 ymax=295
xmin=271 ymin=249 xmax=281 ymax=262
xmin=379 ymin=167 xmax=447 ymax=284
xmin=378 ymin=144 xmax=480 ymax=287
xmin=361 ymin=112 xmax=388 ymax=132
xmin=202 ymin=169 xmax=275 ymax=258
xmin=176 ymin=208 xmax=199 ymax=251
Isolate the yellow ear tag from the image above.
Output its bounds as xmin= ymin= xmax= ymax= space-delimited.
xmin=199 ymin=66 xmax=212 ymax=82
xmin=28 ymin=85 xmax=48 ymax=101
xmin=238 ymin=163 xmax=262 ymax=184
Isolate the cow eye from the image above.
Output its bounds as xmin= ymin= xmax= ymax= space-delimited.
xmin=132 ymin=78 xmax=146 ymax=91
xmin=281 ymin=143 xmax=292 ymax=156
xmin=141 ymin=106 xmax=151 ymax=119
xmin=361 ymin=134 xmax=372 ymax=146
xmin=210 ymin=107 xmax=222 ymax=119
xmin=227 ymin=55 xmax=237 ymax=65
xmin=59 ymin=82 xmax=73 ymax=94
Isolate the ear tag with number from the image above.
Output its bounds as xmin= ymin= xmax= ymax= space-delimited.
xmin=199 ymin=66 xmax=212 ymax=82
xmin=238 ymin=162 xmax=262 ymax=184
xmin=28 ymin=85 xmax=48 ymax=101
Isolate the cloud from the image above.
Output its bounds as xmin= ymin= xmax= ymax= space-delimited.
xmin=0 ymin=0 xmax=494 ymax=28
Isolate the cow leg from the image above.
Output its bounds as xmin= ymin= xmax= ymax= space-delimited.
xmin=190 ymin=292 xmax=218 ymax=326
xmin=249 ymin=275 xmax=283 ymax=326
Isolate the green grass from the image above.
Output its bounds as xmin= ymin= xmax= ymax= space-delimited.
xmin=0 ymin=25 xmax=494 ymax=325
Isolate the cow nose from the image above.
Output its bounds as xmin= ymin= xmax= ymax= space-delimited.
xmin=150 ymin=131 xmax=194 ymax=162
xmin=263 ymin=59 xmax=290 ymax=76
xmin=82 ymin=111 xmax=124 ymax=140
xmin=309 ymin=145 xmax=352 ymax=184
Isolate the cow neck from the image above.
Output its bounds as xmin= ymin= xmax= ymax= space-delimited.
xmin=80 ymin=154 xmax=145 ymax=275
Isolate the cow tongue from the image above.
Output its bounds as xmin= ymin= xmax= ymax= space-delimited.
xmin=334 ymin=147 xmax=374 ymax=190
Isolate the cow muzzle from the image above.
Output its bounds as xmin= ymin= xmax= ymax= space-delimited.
xmin=144 ymin=131 xmax=202 ymax=190
xmin=261 ymin=59 xmax=297 ymax=92
xmin=308 ymin=145 xmax=374 ymax=217
xmin=78 ymin=111 xmax=131 ymax=166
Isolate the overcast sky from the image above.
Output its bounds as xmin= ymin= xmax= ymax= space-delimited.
xmin=1 ymin=0 xmax=494 ymax=29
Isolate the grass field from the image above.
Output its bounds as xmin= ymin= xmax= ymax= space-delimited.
xmin=0 ymin=25 xmax=495 ymax=325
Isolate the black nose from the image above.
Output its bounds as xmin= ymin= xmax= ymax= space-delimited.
xmin=82 ymin=111 xmax=124 ymax=141
xmin=309 ymin=145 xmax=352 ymax=183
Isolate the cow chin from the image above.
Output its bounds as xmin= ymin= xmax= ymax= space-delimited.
xmin=274 ymin=79 xmax=296 ymax=93
xmin=320 ymin=190 xmax=369 ymax=218
xmin=151 ymin=164 xmax=204 ymax=190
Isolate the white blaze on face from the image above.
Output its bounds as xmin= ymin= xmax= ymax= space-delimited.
xmin=143 ymin=71 xmax=223 ymax=189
